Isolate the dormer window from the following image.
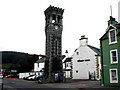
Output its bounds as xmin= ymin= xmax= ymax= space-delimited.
xmin=109 ymin=29 xmax=117 ymax=44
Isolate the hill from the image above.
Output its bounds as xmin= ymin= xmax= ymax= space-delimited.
xmin=2 ymin=51 xmax=39 ymax=75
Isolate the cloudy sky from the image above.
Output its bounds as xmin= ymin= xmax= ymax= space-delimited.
xmin=0 ymin=0 xmax=119 ymax=55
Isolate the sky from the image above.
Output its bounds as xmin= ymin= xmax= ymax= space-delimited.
xmin=0 ymin=0 xmax=120 ymax=56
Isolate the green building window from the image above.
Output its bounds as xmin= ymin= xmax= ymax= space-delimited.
xmin=110 ymin=69 xmax=118 ymax=83
xmin=110 ymin=49 xmax=118 ymax=64
xmin=109 ymin=29 xmax=117 ymax=44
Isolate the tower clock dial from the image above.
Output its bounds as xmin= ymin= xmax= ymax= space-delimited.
xmin=55 ymin=25 xmax=58 ymax=30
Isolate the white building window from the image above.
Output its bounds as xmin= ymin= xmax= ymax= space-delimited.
xmin=66 ymin=62 xmax=71 ymax=67
xmin=76 ymin=70 xmax=78 ymax=73
xmin=110 ymin=49 xmax=118 ymax=64
xmin=110 ymin=69 xmax=118 ymax=83
xmin=109 ymin=29 xmax=117 ymax=44
xmin=76 ymin=52 xmax=79 ymax=55
xmin=37 ymin=63 xmax=39 ymax=67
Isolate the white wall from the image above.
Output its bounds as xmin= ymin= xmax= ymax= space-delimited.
xmin=34 ymin=63 xmax=44 ymax=72
xmin=72 ymin=45 xmax=97 ymax=79
xmin=19 ymin=72 xmax=42 ymax=78
xmin=19 ymin=73 xmax=30 ymax=78
xmin=63 ymin=63 xmax=65 ymax=69
xmin=65 ymin=71 xmax=71 ymax=78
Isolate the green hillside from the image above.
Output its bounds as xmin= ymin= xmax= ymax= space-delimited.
xmin=2 ymin=51 xmax=39 ymax=75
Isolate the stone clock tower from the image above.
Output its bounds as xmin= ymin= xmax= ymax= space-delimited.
xmin=44 ymin=5 xmax=64 ymax=82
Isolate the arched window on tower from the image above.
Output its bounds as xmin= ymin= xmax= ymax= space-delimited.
xmin=58 ymin=15 xmax=61 ymax=23
xmin=55 ymin=40 xmax=57 ymax=56
xmin=47 ymin=15 xmax=50 ymax=23
xmin=52 ymin=14 xmax=56 ymax=23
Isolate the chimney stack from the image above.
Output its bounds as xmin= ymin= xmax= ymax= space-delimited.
xmin=79 ymin=35 xmax=88 ymax=46
xmin=65 ymin=50 xmax=68 ymax=53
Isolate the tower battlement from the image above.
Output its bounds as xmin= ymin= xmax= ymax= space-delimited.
xmin=44 ymin=5 xmax=64 ymax=16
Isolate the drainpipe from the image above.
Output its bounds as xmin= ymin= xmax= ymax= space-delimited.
xmin=100 ymin=40 xmax=104 ymax=86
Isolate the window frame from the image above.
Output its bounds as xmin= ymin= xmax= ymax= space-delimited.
xmin=109 ymin=29 xmax=117 ymax=44
xmin=110 ymin=49 xmax=118 ymax=64
xmin=110 ymin=69 xmax=118 ymax=83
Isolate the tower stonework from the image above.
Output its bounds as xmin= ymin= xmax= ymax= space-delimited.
xmin=44 ymin=5 xmax=64 ymax=82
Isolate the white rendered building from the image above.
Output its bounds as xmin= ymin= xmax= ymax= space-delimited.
xmin=63 ymin=56 xmax=72 ymax=78
xmin=72 ymin=35 xmax=101 ymax=80
xmin=34 ymin=56 xmax=45 ymax=72
xmin=19 ymin=55 xmax=45 ymax=78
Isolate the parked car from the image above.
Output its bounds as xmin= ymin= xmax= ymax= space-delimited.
xmin=5 ymin=74 xmax=18 ymax=78
xmin=27 ymin=75 xmax=39 ymax=80
xmin=23 ymin=75 xmax=34 ymax=80
xmin=35 ymin=75 xmax=43 ymax=81
xmin=0 ymin=74 xmax=3 ymax=79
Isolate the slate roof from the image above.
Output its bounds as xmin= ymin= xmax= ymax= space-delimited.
xmin=74 ymin=45 xmax=100 ymax=56
xmin=100 ymin=15 xmax=120 ymax=40
xmin=87 ymin=45 xmax=100 ymax=55
xmin=100 ymin=24 xmax=120 ymax=40
xmin=62 ymin=55 xmax=66 ymax=60
xmin=63 ymin=57 xmax=72 ymax=63
xmin=99 ymin=32 xmax=108 ymax=40
xmin=113 ymin=24 xmax=120 ymax=29
xmin=35 ymin=57 xmax=45 ymax=63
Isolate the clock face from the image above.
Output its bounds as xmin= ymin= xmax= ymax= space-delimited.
xmin=55 ymin=25 xmax=58 ymax=30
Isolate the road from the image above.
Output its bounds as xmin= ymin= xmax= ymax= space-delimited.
xmin=2 ymin=78 xmax=81 ymax=90
xmin=3 ymin=78 xmax=51 ymax=89
xmin=2 ymin=78 xmax=118 ymax=90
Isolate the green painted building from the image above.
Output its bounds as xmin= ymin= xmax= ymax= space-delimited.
xmin=100 ymin=16 xmax=120 ymax=87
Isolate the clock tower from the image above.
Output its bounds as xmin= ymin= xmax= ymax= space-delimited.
xmin=44 ymin=5 xmax=64 ymax=82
